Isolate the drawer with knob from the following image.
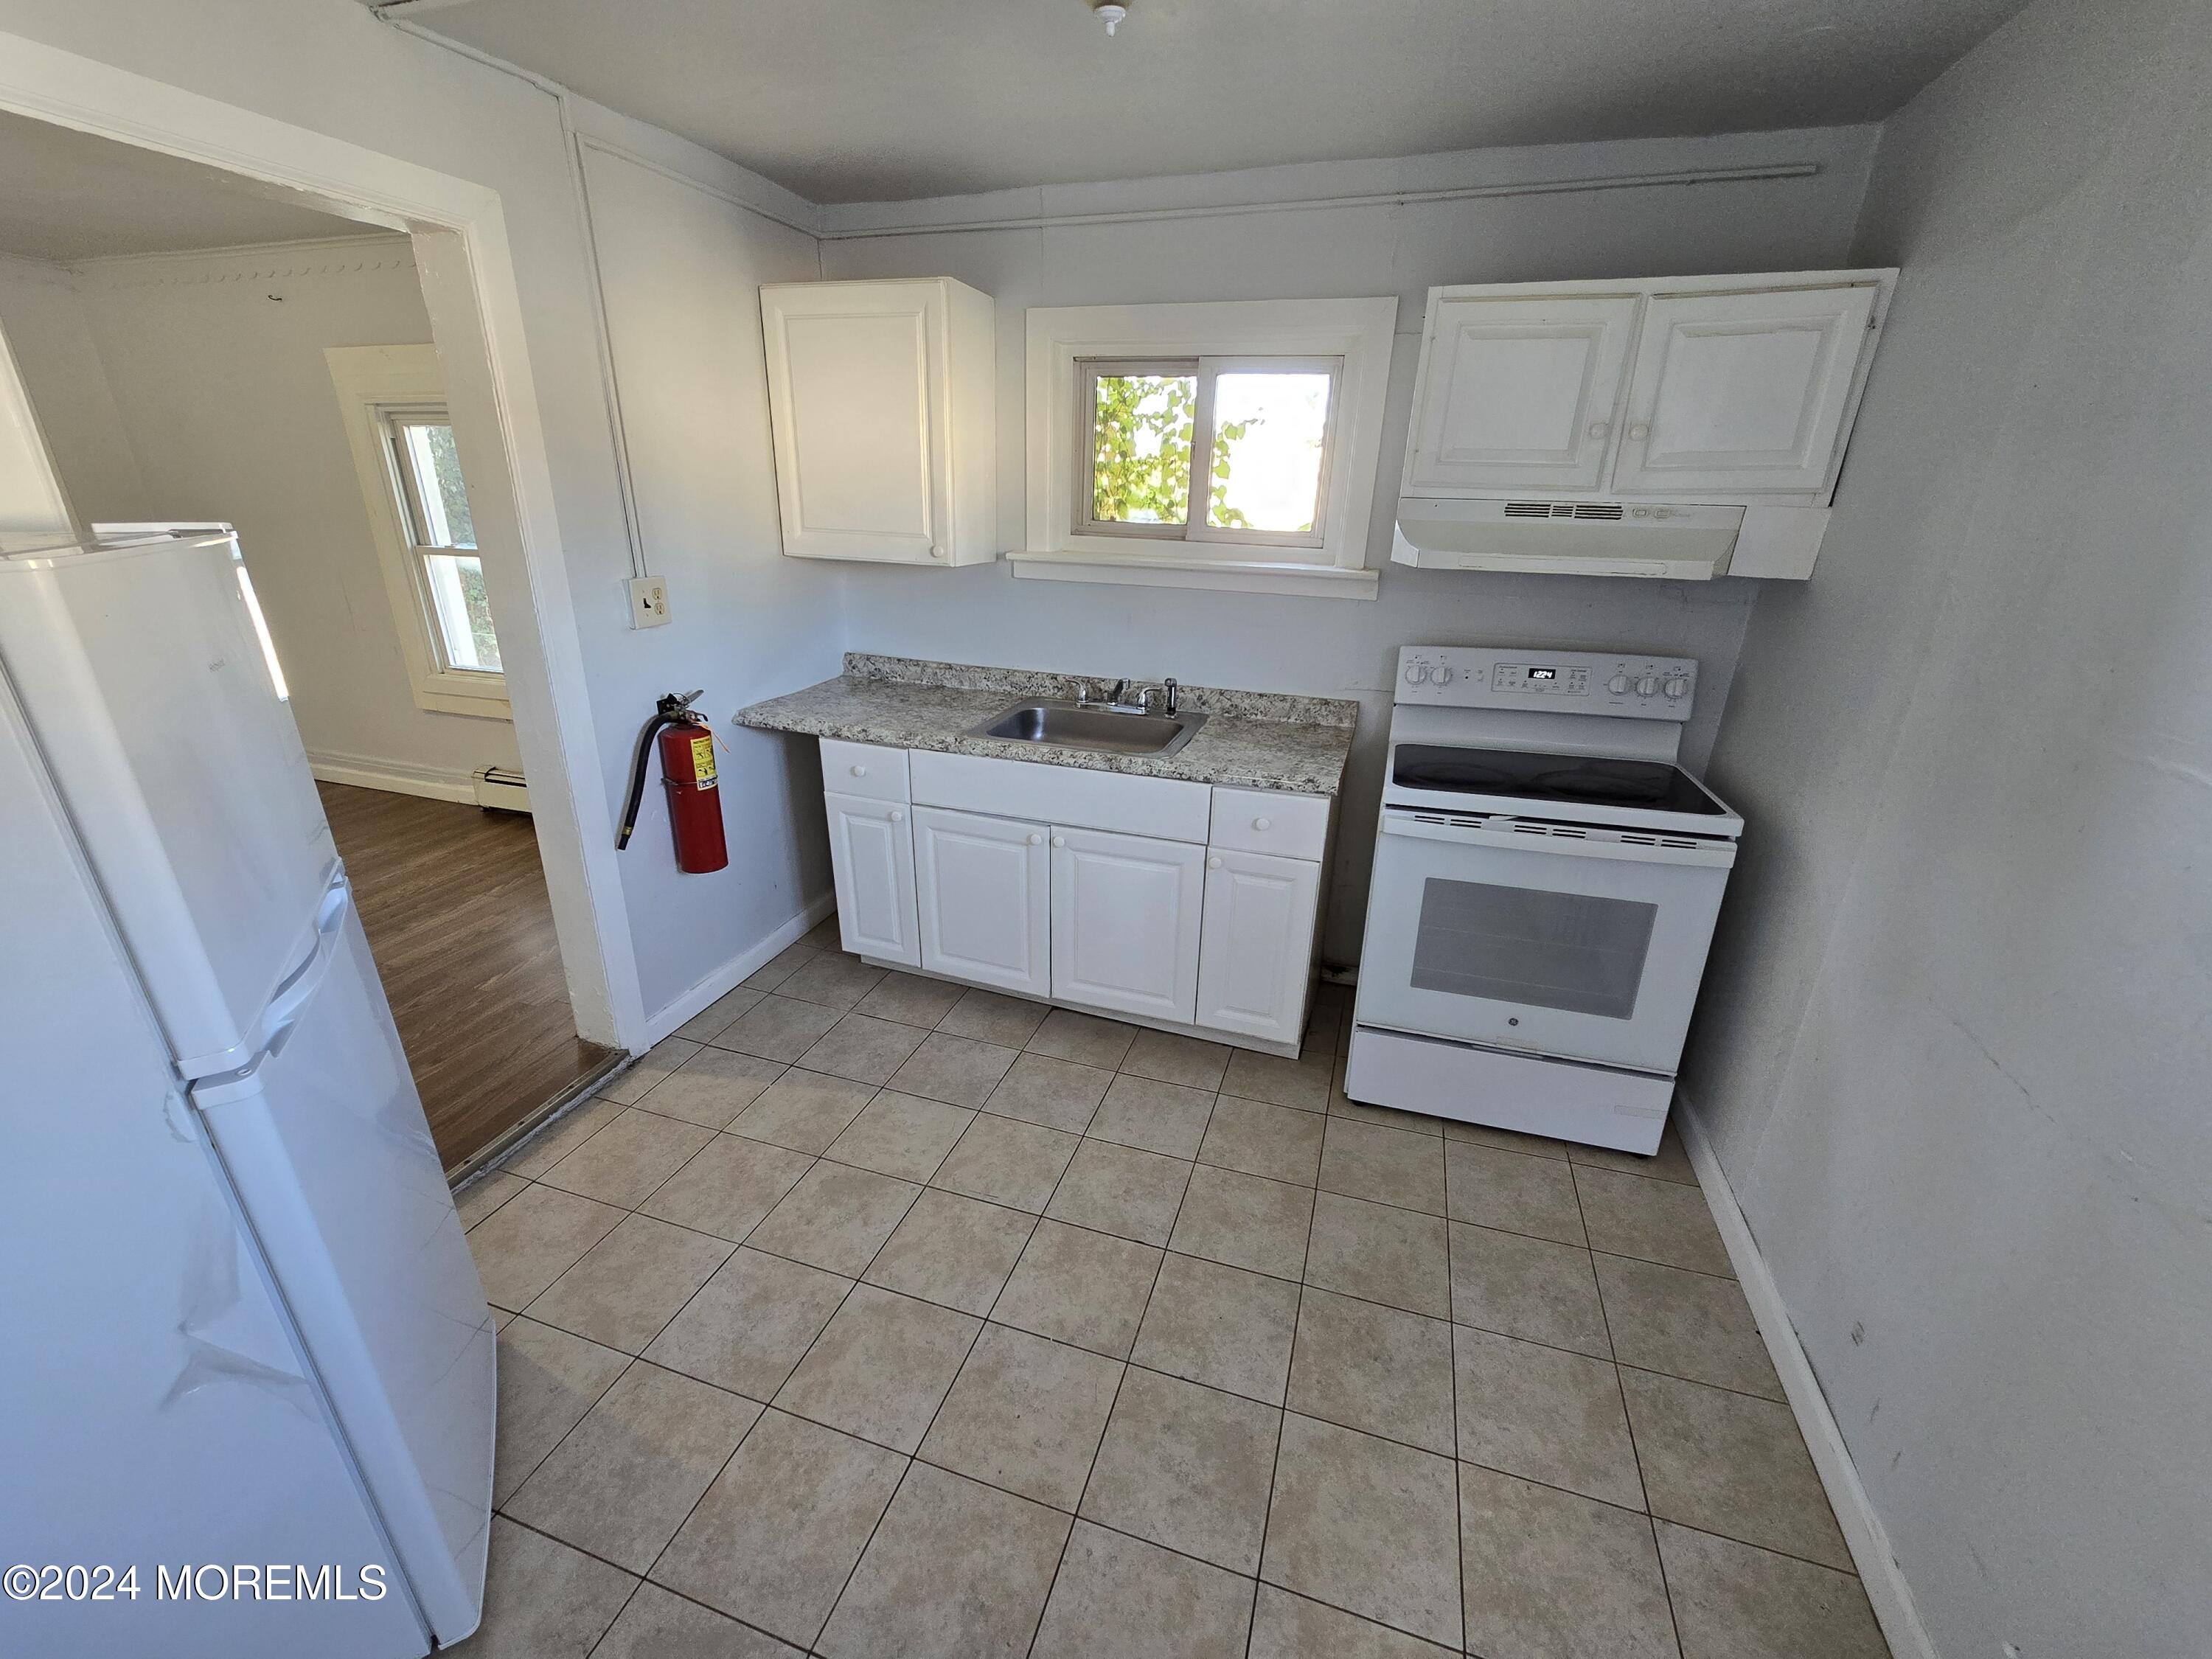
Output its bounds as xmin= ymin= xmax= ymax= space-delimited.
xmin=819 ymin=737 xmax=910 ymax=804
xmin=1208 ymin=787 xmax=1329 ymax=860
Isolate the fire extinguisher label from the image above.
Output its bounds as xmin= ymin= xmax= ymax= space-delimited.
xmin=689 ymin=733 xmax=717 ymax=785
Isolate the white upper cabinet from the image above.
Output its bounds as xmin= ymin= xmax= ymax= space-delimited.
xmin=760 ymin=277 xmax=996 ymax=566
xmin=1402 ymin=271 xmax=1893 ymax=510
xmin=1405 ymin=295 xmax=1636 ymax=493
xmin=1609 ymin=285 xmax=1880 ymax=496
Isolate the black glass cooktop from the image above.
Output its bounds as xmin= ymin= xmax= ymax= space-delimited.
xmin=1391 ymin=744 xmax=1728 ymax=815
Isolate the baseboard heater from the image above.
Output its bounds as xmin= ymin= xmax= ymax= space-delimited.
xmin=472 ymin=765 xmax=532 ymax=813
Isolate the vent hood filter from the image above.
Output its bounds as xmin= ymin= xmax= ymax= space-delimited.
xmin=1392 ymin=497 xmax=1742 ymax=580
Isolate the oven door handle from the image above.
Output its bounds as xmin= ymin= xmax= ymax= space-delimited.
xmin=1380 ymin=811 xmax=1739 ymax=869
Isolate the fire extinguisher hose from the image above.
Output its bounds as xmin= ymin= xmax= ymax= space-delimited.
xmin=616 ymin=689 xmax=704 ymax=850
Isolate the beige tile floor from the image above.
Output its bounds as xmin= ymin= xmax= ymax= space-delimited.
xmin=452 ymin=918 xmax=1892 ymax=1659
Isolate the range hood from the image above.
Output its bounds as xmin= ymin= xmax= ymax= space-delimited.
xmin=1391 ymin=498 xmax=1744 ymax=581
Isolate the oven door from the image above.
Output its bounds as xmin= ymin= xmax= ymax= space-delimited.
xmin=1357 ymin=809 xmax=1735 ymax=1074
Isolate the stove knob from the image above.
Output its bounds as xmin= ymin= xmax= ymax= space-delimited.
xmin=1433 ymin=666 xmax=1454 ymax=686
xmin=1664 ymin=676 xmax=1688 ymax=699
xmin=1403 ymin=664 xmax=1430 ymax=686
xmin=1607 ymin=674 xmax=1630 ymax=695
xmin=1635 ymin=675 xmax=1660 ymax=697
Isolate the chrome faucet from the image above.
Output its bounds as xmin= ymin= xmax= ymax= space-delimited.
xmin=1107 ymin=678 xmax=1130 ymax=706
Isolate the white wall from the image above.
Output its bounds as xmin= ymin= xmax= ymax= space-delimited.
xmin=0 ymin=1 xmax=844 ymax=1037
xmin=0 ymin=251 xmax=145 ymax=518
xmin=567 ymin=105 xmax=844 ymax=1015
xmin=1686 ymin=1 xmax=2212 ymax=1653
xmin=16 ymin=235 xmax=525 ymax=792
xmin=819 ymin=126 xmax=1879 ymax=959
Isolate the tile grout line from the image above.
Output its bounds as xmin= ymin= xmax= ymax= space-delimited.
xmin=1017 ymin=1059 xmax=1213 ymax=1658
xmin=483 ymin=968 xmax=1776 ymax=1655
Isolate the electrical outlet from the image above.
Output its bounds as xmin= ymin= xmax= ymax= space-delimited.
xmin=627 ymin=574 xmax=670 ymax=629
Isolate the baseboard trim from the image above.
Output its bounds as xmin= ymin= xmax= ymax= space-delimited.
xmin=643 ymin=889 xmax=838 ymax=1046
xmin=309 ymin=751 xmax=478 ymax=805
xmin=1675 ymin=1095 xmax=1938 ymax=1659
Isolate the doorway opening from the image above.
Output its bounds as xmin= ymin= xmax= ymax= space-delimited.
xmin=0 ymin=107 xmax=622 ymax=1167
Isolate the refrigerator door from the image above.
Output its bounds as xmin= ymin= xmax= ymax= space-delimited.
xmin=192 ymin=874 xmax=493 ymax=1647
xmin=3 ymin=678 xmax=431 ymax=1659
xmin=0 ymin=527 xmax=338 ymax=1078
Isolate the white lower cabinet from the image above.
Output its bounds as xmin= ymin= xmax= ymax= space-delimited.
xmin=824 ymin=790 xmax=919 ymax=967
xmin=1194 ymin=847 xmax=1322 ymax=1043
xmin=913 ymin=805 xmax=1051 ymax=997
xmin=819 ymin=737 xmax=1327 ymax=1051
xmin=1048 ymin=826 xmax=1205 ymax=1024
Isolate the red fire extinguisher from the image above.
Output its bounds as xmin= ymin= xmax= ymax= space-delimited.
xmin=617 ymin=689 xmax=728 ymax=873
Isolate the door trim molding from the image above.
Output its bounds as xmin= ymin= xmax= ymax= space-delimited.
xmin=0 ymin=26 xmax=644 ymax=1047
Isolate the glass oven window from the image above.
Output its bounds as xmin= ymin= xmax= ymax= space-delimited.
xmin=1411 ymin=878 xmax=1658 ymax=1020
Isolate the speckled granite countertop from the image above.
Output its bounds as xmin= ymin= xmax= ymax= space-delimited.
xmin=735 ymin=655 xmax=1358 ymax=796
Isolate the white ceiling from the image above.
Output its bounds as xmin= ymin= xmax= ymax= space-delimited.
xmin=425 ymin=0 xmax=2028 ymax=204
xmin=0 ymin=110 xmax=386 ymax=263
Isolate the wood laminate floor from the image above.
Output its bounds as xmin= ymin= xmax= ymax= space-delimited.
xmin=319 ymin=782 xmax=616 ymax=1170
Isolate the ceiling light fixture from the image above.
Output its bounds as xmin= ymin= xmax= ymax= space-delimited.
xmin=1093 ymin=3 xmax=1127 ymax=36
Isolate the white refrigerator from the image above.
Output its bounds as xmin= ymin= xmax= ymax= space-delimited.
xmin=0 ymin=526 xmax=492 ymax=1658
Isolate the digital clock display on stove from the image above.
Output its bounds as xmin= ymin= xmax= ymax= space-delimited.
xmin=1527 ymin=667 xmax=1558 ymax=681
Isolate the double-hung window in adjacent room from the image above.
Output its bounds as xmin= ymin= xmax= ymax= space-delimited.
xmin=326 ymin=344 xmax=509 ymax=719
xmin=381 ymin=411 xmax=501 ymax=678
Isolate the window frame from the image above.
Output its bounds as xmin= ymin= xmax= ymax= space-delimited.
xmin=324 ymin=345 xmax=510 ymax=720
xmin=1024 ymin=298 xmax=1397 ymax=600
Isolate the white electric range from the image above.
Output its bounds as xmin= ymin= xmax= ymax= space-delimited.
xmin=1346 ymin=645 xmax=1743 ymax=1155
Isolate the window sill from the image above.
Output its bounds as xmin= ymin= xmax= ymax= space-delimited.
xmin=1006 ymin=550 xmax=1378 ymax=601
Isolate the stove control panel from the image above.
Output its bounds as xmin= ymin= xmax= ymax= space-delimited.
xmin=1396 ymin=646 xmax=1698 ymax=720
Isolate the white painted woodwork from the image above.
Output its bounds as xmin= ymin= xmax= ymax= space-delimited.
xmin=1207 ymin=786 xmax=1331 ymax=860
xmin=1610 ymin=283 xmax=1880 ymax=496
xmin=1194 ymin=847 xmax=1321 ymax=1043
xmin=818 ymin=737 xmax=910 ymax=804
xmin=1049 ymin=825 xmax=1205 ymax=1023
xmin=824 ymin=790 xmax=919 ymax=967
xmin=913 ymin=805 xmax=1051 ymax=997
xmin=760 ymin=276 xmax=996 ymax=565
xmin=910 ymin=748 xmax=1211 ymax=842
xmin=1405 ymin=293 xmax=1636 ymax=493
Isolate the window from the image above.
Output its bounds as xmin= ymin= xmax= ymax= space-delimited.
xmin=1025 ymin=299 xmax=1397 ymax=599
xmin=325 ymin=345 xmax=509 ymax=718
xmin=383 ymin=411 xmax=501 ymax=675
xmin=1079 ymin=357 xmax=1341 ymax=549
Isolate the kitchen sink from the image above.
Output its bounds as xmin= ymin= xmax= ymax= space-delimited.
xmin=967 ymin=698 xmax=1208 ymax=758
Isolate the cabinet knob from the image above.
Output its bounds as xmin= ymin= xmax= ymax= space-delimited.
xmin=1587 ymin=420 xmax=1610 ymax=439
xmin=1627 ymin=422 xmax=1651 ymax=441
xmin=1051 ymin=835 xmax=1066 ymax=849
xmin=1026 ymin=832 xmax=1043 ymax=846
xmin=929 ymin=544 xmax=946 ymax=560
xmin=850 ymin=765 xmax=866 ymax=776
xmin=1208 ymin=856 xmax=1223 ymax=869
xmin=889 ymin=808 xmax=905 ymax=822
xmin=1251 ymin=816 xmax=1270 ymax=831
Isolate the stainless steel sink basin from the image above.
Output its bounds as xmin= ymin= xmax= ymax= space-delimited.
xmin=967 ymin=698 xmax=1208 ymax=758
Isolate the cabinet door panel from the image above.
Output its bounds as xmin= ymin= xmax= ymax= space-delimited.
xmin=1050 ymin=827 xmax=1203 ymax=1023
xmin=762 ymin=284 xmax=944 ymax=562
xmin=825 ymin=791 xmax=919 ymax=967
xmin=1405 ymin=295 xmax=1636 ymax=493
xmin=915 ymin=806 xmax=1050 ymax=997
xmin=1195 ymin=849 xmax=1321 ymax=1043
xmin=1611 ymin=285 xmax=1878 ymax=496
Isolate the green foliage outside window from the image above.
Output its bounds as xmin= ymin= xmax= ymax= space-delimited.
xmin=1091 ymin=373 xmax=1256 ymax=530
